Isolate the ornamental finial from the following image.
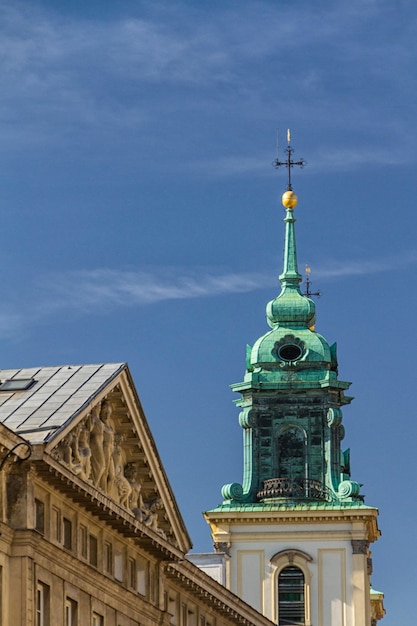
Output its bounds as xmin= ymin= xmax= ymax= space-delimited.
xmin=274 ymin=129 xmax=306 ymax=208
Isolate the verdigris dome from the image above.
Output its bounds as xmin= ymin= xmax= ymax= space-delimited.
xmin=266 ymin=288 xmax=316 ymax=328
xmin=250 ymin=326 xmax=332 ymax=368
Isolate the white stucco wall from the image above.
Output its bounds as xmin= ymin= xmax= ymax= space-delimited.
xmin=204 ymin=514 xmax=373 ymax=626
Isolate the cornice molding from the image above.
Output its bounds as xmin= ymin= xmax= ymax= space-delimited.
xmin=205 ymin=508 xmax=378 ymax=524
xmin=34 ymin=454 xmax=184 ymax=561
xmin=205 ymin=507 xmax=381 ymax=543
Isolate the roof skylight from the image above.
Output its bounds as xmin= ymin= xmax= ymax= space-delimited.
xmin=0 ymin=379 xmax=35 ymax=391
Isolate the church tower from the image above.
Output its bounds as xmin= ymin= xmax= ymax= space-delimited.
xmin=204 ymin=134 xmax=384 ymax=626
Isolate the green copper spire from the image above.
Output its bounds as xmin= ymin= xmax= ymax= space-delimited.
xmin=280 ymin=204 xmax=302 ymax=283
xmin=266 ymin=200 xmax=315 ymax=329
xmin=266 ymin=131 xmax=315 ymax=329
xmin=215 ymin=134 xmax=364 ymax=510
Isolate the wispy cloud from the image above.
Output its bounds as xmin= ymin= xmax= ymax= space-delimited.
xmin=0 ymin=268 xmax=261 ymax=338
xmin=307 ymin=250 xmax=417 ymax=279
xmin=41 ymin=269 xmax=270 ymax=313
xmin=0 ymin=249 xmax=416 ymax=339
xmin=0 ymin=268 xmax=271 ymax=339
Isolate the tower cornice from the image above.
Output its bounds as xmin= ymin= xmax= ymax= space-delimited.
xmin=204 ymin=505 xmax=381 ymax=544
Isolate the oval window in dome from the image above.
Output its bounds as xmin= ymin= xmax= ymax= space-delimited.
xmin=278 ymin=344 xmax=302 ymax=361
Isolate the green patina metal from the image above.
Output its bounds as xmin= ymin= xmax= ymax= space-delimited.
xmin=216 ymin=184 xmax=365 ymax=510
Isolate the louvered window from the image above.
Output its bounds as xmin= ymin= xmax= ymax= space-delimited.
xmin=278 ymin=566 xmax=305 ymax=625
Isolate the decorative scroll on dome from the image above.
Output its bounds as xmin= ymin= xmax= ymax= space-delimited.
xmin=51 ymin=393 xmax=167 ymax=538
xmin=337 ymin=479 xmax=361 ymax=499
xmin=221 ymin=482 xmax=244 ymax=501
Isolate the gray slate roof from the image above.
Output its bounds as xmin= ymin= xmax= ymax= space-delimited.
xmin=0 ymin=363 xmax=125 ymax=443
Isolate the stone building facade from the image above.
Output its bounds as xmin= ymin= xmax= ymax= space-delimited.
xmin=0 ymin=363 xmax=273 ymax=626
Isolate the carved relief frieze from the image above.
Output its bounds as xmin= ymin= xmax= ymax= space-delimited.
xmin=51 ymin=394 xmax=167 ymax=538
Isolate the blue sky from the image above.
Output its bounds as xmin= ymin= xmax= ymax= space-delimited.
xmin=1 ymin=1 xmax=416 ymax=623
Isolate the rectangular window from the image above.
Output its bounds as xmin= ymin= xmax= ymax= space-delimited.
xmin=104 ymin=542 xmax=113 ymax=575
xmin=36 ymin=582 xmax=50 ymax=626
xmin=137 ymin=557 xmax=148 ymax=596
xmin=65 ymin=598 xmax=77 ymax=626
xmin=35 ymin=499 xmax=45 ymax=534
xmin=89 ymin=534 xmax=98 ymax=567
xmin=92 ymin=613 xmax=103 ymax=626
xmin=0 ymin=378 xmax=34 ymax=391
xmin=114 ymin=551 xmax=123 ymax=581
xmin=79 ymin=525 xmax=88 ymax=558
xmin=63 ymin=518 xmax=72 ymax=550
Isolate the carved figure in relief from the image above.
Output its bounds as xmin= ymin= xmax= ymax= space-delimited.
xmin=123 ymin=466 xmax=166 ymax=539
xmin=125 ymin=462 xmax=143 ymax=513
xmin=100 ymin=399 xmax=115 ymax=491
xmin=142 ymin=499 xmax=165 ymax=538
xmin=112 ymin=434 xmax=132 ymax=507
xmin=88 ymin=403 xmax=106 ymax=488
xmin=60 ymin=433 xmax=74 ymax=469
xmin=65 ymin=426 xmax=84 ymax=478
xmin=77 ymin=422 xmax=92 ymax=481
xmin=54 ymin=423 xmax=90 ymax=480
xmin=70 ymin=427 xmax=82 ymax=468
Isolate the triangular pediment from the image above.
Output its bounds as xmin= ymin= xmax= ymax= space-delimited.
xmin=39 ymin=364 xmax=191 ymax=553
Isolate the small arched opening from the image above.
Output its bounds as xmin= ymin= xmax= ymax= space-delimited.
xmin=278 ymin=566 xmax=305 ymax=625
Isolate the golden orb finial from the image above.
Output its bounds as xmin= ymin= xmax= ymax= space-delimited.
xmin=282 ymin=189 xmax=298 ymax=209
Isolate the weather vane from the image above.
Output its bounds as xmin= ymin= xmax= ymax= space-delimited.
xmin=303 ymin=265 xmax=321 ymax=299
xmin=274 ymin=129 xmax=306 ymax=191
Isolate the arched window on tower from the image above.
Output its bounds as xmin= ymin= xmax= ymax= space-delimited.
xmin=277 ymin=426 xmax=306 ymax=480
xmin=278 ymin=566 xmax=305 ymax=625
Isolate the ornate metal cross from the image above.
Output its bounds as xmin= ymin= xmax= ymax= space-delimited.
xmin=274 ymin=129 xmax=306 ymax=191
